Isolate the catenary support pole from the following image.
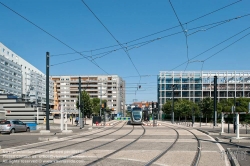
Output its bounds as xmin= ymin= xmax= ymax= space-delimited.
xmin=79 ymin=77 xmax=82 ymax=129
xmin=234 ymin=96 xmax=236 ymax=133
xmin=172 ymin=85 xmax=175 ymax=124
xmin=100 ymin=81 xmax=102 ymax=116
xmin=213 ymin=76 xmax=217 ymax=127
xmin=46 ymin=52 xmax=50 ymax=130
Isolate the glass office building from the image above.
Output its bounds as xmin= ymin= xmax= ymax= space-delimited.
xmin=158 ymin=71 xmax=250 ymax=108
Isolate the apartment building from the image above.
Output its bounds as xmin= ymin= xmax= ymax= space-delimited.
xmin=158 ymin=71 xmax=250 ymax=108
xmin=52 ymin=75 xmax=125 ymax=115
xmin=0 ymin=42 xmax=54 ymax=105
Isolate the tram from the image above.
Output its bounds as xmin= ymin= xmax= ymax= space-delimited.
xmin=130 ymin=107 xmax=143 ymax=125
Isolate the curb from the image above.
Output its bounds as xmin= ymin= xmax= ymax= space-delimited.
xmin=215 ymin=137 xmax=230 ymax=143
xmin=38 ymin=136 xmax=58 ymax=141
xmin=196 ymin=129 xmax=218 ymax=135
xmin=226 ymin=148 xmax=240 ymax=166
xmin=230 ymin=138 xmax=250 ymax=143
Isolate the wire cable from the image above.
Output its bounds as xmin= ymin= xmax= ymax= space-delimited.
xmin=0 ymin=1 xmax=110 ymax=75
xmin=50 ymin=0 xmax=243 ymax=57
xmin=169 ymin=0 xmax=189 ymax=71
xmin=81 ymin=0 xmax=141 ymax=81
xmin=122 ymin=25 xmax=250 ymax=79
xmin=203 ymin=31 xmax=250 ymax=62
xmin=170 ymin=25 xmax=250 ymax=71
xmin=50 ymin=13 xmax=249 ymax=66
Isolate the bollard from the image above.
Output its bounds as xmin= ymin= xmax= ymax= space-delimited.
xmin=246 ymin=124 xmax=248 ymax=134
xmin=228 ymin=122 xmax=230 ymax=133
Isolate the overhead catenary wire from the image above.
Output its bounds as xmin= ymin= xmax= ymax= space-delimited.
xmin=121 ymin=25 xmax=250 ymax=79
xmin=169 ymin=0 xmax=189 ymax=62
xmin=0 ymin=1 xmax=110 ymax=75
xmin=81 ymin=0 xmax=141 ymax=82
xmin=50 ymin=0 xmax=242 ymax=57
xmin=50 ymin=13 xmax=250 ymax=66
xmin=203 ymin=31 xmax=250 ymax=62
xmin=169 ymin=25 xmax=250 ymax=72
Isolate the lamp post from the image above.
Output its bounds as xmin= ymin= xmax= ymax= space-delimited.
xmin=172 ymin=84 xmax=175 ymax=124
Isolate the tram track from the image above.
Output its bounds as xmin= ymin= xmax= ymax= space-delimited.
xmin=0 ymin=121 xmax=126 ymax=164
xmin=144 ymin=122 xmax=201 ymax=166
xmin=42 ymin=123 xmax=136 ymax=165
xmin=144 ymin=125 xmax=179 ymax=166
xmin=0 ymin=121 xmax=121 ymax=156
xmin=160 ymin=122 xmax=201 ymax=166
xmin=86 ymin=125 xmax=146 ymax=166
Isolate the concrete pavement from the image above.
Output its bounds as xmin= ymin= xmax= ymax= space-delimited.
xmin=164 ymin=120 xmax=250 ymax=166
xmin=0 ymin=121 xmax=232 ymax=166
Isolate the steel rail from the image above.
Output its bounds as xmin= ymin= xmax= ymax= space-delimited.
xmin=1 ymin=121 xmax=126 ymax=164
xmin=43 ymin=124 xmax=136 ymax=165
xmin=0 ymin=121 xmax=121 ymax=157
xmin=86 ymin=125 xmax=146 ymax=166
xmin=159 ymin=122 xmax=201 ymax=166
xmin=144 ymin=125 xmax=179 ymax=166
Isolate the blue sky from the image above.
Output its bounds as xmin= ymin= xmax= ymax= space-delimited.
xmin=1 ymin=0 xmax=250 ymax=103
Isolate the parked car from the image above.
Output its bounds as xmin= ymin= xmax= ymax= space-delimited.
xmin=0 ymin=120 xmax=30 ymax=134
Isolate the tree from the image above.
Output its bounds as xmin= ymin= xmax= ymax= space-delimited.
xmin=179 ymin=99 xmax=195 ymax=122
xmin=162 ymin=100 xmax=172 ymax=115
xmin=76 ymin=91 xmax=93 ymax=117
xmin=91 ymin=98 xmax=101 ymax=116
xmin=198 ymin=97 xmax=213 ymax=124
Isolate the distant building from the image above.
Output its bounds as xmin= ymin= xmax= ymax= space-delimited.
xmin=51 ymin=75 xmax=125 ymax=115
xmin=0 ymin=42 xmax=54 ymax=106
xmin=158 ymin=71 xmax=250 ymax=109
xmin=126 ymin=101 xmax=158 ymax=113
xmin=0 ymin=94 xmax=53 ymax=123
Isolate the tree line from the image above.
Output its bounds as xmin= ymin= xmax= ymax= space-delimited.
xmin=162 ymin=97 xmax=250 ymax=123
xmin=76 ymin=91 xmax=108 ymax=117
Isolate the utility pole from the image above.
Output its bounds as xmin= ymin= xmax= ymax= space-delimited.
xmin=46 ymin=52 xmax=50 ymax=130
xmin=172 ymin=84 xmax=175 ymax=124
xmin=213 ymin=76 xmax=217 ymax=127
xmin=78 ymin=77 xmax=82 ymax=129
xmin=234 ymin=96 xmax=236 ymax=133
xmin=100 ymin=81 xmax=102 ymax=116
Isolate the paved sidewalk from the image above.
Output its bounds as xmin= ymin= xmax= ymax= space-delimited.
xmin=161 ymin=120 xmax=250 ymax=166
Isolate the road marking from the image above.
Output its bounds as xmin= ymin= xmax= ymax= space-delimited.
xmin=207 ymin=134 xmax=230 ymax=166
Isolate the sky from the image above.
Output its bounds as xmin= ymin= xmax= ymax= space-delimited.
xmin=0 ymin=0 xmax=250 ymax=103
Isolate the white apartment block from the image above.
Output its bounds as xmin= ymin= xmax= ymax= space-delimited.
xmin=52 ymin=75 xmax=125 ymax=115
xmin=0 ymin=42 xmax=54 ymax=105
xmin=158 ymin=71 xmax=250 ymax=108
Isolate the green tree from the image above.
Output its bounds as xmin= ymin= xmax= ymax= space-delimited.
xmin=91 ymin=98 xmax=101 ymax=116
xmin=179 ymin=99 xmax=195 ymax=122
xmin=76 ymin=91 xmax=93 ymax=117
xmin=162 ymin=100 xmax=172 ymax=115
xmin=126 ymin=110 xmax=131 ymax=117
xmin=198 ymin=97 xmax=213 ymax=124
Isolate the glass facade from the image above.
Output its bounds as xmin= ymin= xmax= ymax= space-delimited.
xmin=158 ymin=71 xmax=250 ymax=108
